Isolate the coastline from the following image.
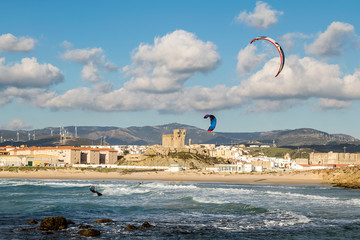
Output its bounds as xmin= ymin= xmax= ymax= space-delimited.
xmin=0 ymin=168 xmax=327 ymax=185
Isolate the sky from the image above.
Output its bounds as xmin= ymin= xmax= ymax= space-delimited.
xmin=1 ymin=0 xmax=360 ymax=138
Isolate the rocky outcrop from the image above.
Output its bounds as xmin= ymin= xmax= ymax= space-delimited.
xmin=314 ymin=166 xmax=360 ymax=189
xmin=142 ymin=221 xmax=152 ymax=229
xmin=27 ymin=219 xmax=37 ymax=225
xmin=38 ymin=217 xmax=68 ymax=230
xmin=124 ymin=224 xmax=138 ymax=231
xmin=79 ymin=224 xmax=92 ymax=229
xmin=93 ymin=219 xmax=113 ymax=223
xmin=77 ymin=229 xmax=101 ymax=236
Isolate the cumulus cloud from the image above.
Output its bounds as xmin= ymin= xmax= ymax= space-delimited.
xmin=36 ymin=87 xmax=155 ymax=111
xmin=60 ymin=46 xmax=119 ymax=82
xmin=1 ymin=119 xmax=32 ymax=130
xmin=237 ymin=44 xmax=266 ymax=75
xmin=82 ymin=62 xmax=102 ymax=82
xmin=306 ymin=22 xmax=359 ymax=57
xmin=279 ymin=32 xmax=311 ymax=52
xmin=235 ymin=1 xmax=283 ymax=29
xmin=0 ymin=33 xmax=36 ymax=52
xmin=246 ymin=99 xmax=303 ymax=113
xmin=123 ymin=30 xmax=220 ymax=93
xmin=237 ymin=55 xmax=343 ymax=100
xmin=18 ymin=53 xmax=360 ymax=113
xmin=341 ymin=70 xmax=360 ymax=99
xmin=104 ymin=61 xmax=120 ymax=72
xmin=27 ymin=83 xmax=247 ymax=113
xmin=0 ymin=57 xmax=63 ymax=88
xmin=61 ymin=47 xmax=103 ymax=64
xmin=317 ymin=98 xmax=352 ymax=110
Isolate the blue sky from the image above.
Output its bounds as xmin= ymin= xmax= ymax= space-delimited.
xmin=1 ymin=0 xmax=360 ymax=138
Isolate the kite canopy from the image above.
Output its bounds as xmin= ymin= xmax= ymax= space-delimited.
xmin=204 ymin=114 xmax=216 ymax=132
xmin=250 ymin=36 xmax=285 ymax=77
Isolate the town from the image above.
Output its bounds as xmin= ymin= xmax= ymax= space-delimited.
xmin=1 ymin=129 xmax=359 ymax=173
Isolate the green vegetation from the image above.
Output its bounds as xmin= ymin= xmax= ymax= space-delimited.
xmin=0 ymin=166 xmax=163 ymax=173
xmin=247 ymin=147 xmax=311 ymax=159
xmin=0 ymin=166 xmax=53 ymax=172
xmin=74 ymin=167 xmax=120 ymax=173
xmin=168 ymin=152 xmax=227 ymax=165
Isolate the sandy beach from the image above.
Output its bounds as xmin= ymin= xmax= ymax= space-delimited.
xmin=0 ymin=168 xmax=327 ymax=185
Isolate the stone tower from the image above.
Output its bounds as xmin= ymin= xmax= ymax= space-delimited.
xmin=173 ymin=129 xmax=186 ymax=148
xmin=162 ymin=129 xmax=186 ymax=147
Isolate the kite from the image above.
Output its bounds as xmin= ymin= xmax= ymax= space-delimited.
xmin=250 ymin=36 xmax=285 ymax=77
xmin=204 ymin=114 xmax=216 ymax=132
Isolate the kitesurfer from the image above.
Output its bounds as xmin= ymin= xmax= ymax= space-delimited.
xmin=89 ymin=185 xmax=102 ymax=196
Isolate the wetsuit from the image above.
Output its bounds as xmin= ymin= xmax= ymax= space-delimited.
xmin=89 ymin=186 xmax=102 ymax=196
xmin=89 ymin=186 xmax=97 ymax=193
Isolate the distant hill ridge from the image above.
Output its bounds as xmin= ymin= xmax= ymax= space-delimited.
xmin=0 ymin=123 xmax=358 ymax=149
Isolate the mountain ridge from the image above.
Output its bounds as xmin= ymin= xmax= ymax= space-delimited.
xmin=0 ymin=123 xmax=358 ymax=150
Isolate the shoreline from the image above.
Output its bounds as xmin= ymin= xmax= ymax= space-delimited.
xmin=0 ymin=168 xmax=328 ymax=185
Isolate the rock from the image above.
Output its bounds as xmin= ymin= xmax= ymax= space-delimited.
xmin=142 ymin=221 xmax=152 ymax=229
xmin=41 ymin=231 xmax=54 ymax=235
xmin=79 ymin=224 xmax=92 ymax=229
xmin=124 ymin=224 xmax=138 ymax=231
xmin=67 ymin=220 xmax=75 ymax=225
xmin=93 ymin=219 xmax=114 ymax=223
xmin=20 ymin=227 xmax=37 ymax=231
xmin=27 ymin=219 xmax=38 ymax=225
xmin=77 ymin=229 xmax=101 ymax=237
xmin=38 ymin=217 xmax=68 ymax=230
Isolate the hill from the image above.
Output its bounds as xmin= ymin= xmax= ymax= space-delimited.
xmin=0 ymin=123 xmax=359 ymax=152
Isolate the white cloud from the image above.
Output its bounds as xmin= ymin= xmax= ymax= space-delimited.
xmin=0 ymin=88 xmax=16 ymax=105
xmin=28 ymin=83 xmax=247 ymax=113
xmin=279 ymin=32 xmax=311 ymax=52
xmin=61 ymin=47 xmax=103 ymax=64
xmin=104 ymin=61 xmax=120 ymax=72
xmin=18 ymin=54 xmax=360 ymax=113
xmin=237 ymin=55 xmax=343 ymax=100
xmin=60 ymin=40 xmax=73 ymax=49
xmin=237 ymin=44 xmax=266 ymax=75
xmin=246 ymin=99 xmax=303 ymax=113
xmin=235 ymin=1 xmax=283 ymax=29
xmin=317 ymin=98 xmax=352 ymax=110
xmin=2 ymin=119 xmax=32 ymax=130
xmin=60 ymin=46 xmax=119 ymax=82
xmin=0 ymin=33 xmax=36 ymax=52
xmin=306 ymin=22 xmax=359 ymax=57
xmin=82 ymin=62 xmax=102 ymax=82
xmin=341 ymin=70 xmax=360 ymax=99
xmin=0 ymin=57 xmax=63 ymax=88
xmin=123 ymin=30 xmax=220 ymax=93
xmin=37 ymin=87 xmax=155 ymax=111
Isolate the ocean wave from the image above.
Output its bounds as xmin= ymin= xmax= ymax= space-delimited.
xmin=263 ymin=190 xmax=360 ymax=208
xmin=101 ymin=186 xmax=151 ymax=196
xmin=192 ymin=196 xmax=229 ymax=204
xmin=145 ymin=182 xmax=198 ymax=190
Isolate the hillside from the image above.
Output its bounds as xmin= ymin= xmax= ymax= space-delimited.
xmin=0 ymin=123 xmax=359 ymax=151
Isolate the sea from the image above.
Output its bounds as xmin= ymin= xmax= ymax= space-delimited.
xmin=1 ymin=178 xmax=360 ymax=240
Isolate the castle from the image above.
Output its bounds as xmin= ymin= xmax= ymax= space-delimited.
xmin=162 ymin=129 xmax=186 ymax=148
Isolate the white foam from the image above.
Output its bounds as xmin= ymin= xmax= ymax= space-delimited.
xmin=101 ymin=186 xmax=151 ymax=196
xmin=263 ymin=210 xmax=311 ymax=227
xmin=263 ymin=190 xmax=360 ymax=208
xmin=145 ymin=182 xmax=198 ymax=190
xmin=192 ymin=196 xmax=229 ymax=204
